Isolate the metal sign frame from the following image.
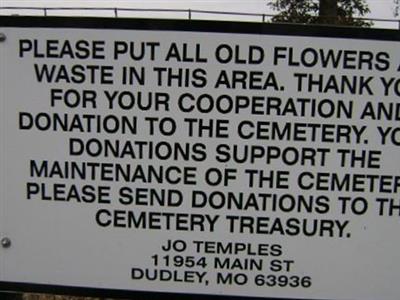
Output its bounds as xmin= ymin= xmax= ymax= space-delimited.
xmin=0 ymin=16 xmax=399 ymax=300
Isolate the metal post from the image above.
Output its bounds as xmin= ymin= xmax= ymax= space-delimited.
xmin=114 ymin=8 xmax=118 ymax=18
xmin=262 ymin=14 xmax=265 ymax=23
xmin=188 ymin=9 xmax=191 ymax=20
xmin=43 ymin=8 xmax=47 ymax=16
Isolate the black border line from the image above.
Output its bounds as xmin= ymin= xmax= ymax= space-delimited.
xmin=0 ymin=281 xmax=331 ymax=300
xmin=0 ymin=15 xmax=396 ymax=300
xmin=0 ymin=15 xmax=399 ymax=41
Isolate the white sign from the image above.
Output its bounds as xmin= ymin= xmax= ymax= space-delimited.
xmin=1 ymin=17 xmax=400 ymax=300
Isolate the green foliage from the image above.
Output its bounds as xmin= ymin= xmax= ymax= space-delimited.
xmin=268 ymin=0 xmax=372 ymax=27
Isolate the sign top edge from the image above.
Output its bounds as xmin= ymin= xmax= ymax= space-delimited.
xmin=0 ymin=15 xmax=399 ymax=41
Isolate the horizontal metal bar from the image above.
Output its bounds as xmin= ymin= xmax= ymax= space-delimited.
xmin=187 ymin=9 xmax=274 ymax=17
xmin=1 ymin=6 xmax=117 ymax=11
xmin=0 ymin=6 xmax=268 ymax=16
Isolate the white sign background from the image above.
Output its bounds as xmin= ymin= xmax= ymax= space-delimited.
xmin=1 ymin=17 xmax=400 ymax=300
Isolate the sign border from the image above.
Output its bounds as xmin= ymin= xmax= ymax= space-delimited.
xmin=0 ymin=281 xmax=332 ymax=300
xmin=0 ymin=15 xmax=399 ymax=40
xmin=0 ymin=15 xmax=399 ymax=300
